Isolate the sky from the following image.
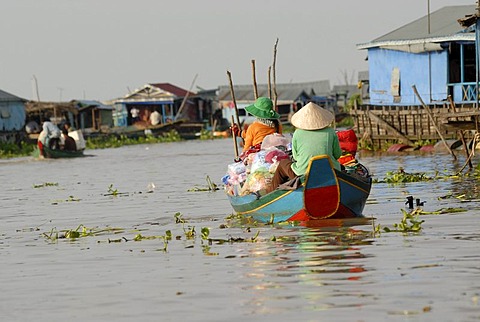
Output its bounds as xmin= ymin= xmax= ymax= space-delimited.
xmin=0 ymin=0 xmax=475 ymax=102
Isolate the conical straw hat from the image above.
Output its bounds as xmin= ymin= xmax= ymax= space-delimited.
xmin=290 ymin=102 xmax=334 ymax=130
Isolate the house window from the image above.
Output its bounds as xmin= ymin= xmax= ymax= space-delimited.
xmin=449 ymin=42 xmax=476 ymax=83
xmin=0 ymin=106 xmax=11 ymax=119
xmin=463 ymin=44 xmax=476 ymax=82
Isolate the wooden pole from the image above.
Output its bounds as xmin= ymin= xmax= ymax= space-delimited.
xmin=412 ymin=85 xmax=456 ymax=159
xmin=226 ymin=70 xmax=241 ymax=126
xmin=272 ymin=38 xmax=279 ymax=111
xmin=174 ymin=74 xmax=198 ymax=121
xmin=267 ymin=66 xmax=272 ymax=99
xmin=231 ymin=115 xmax=239 ymax=161
xmin=251 ymin=59 xmax=258 ymax=100
xmin=448 ymin=95 xmax=472 ymax=168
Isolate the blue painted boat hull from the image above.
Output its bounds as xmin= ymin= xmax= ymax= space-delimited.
xmin=227 ymin=155 xmax=372 ymax=223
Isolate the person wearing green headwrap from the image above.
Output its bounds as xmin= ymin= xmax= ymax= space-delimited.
xmin=231 ymin=97 xmax=282 ymax=152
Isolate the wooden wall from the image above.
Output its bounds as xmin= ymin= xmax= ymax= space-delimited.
xmin=350 ymin=102 xmax=478 ymax=150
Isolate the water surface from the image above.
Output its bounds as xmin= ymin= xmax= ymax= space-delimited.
xmin=1 ymin=139 xmax=479 ymax=321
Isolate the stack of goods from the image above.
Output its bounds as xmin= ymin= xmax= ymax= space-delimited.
xmin=223 ymin=134 xmax=291 ymax=196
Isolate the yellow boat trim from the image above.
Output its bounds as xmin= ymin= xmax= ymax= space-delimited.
xmin=337 ymin=177 xmax=370 ymax=194
xmin=304 ymin=155 xmax=340 ymax=220
xmin=236 ymin=188 xmax=298 ymax=215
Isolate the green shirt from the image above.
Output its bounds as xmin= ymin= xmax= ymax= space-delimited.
xmin=291 ymin=127 xmax=342 ymax=175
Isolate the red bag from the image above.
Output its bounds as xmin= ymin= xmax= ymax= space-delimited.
xmin=337 ymin=129 xmax=358 ymax=155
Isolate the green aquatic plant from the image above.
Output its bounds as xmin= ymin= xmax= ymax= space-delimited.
xmin=107 ymin=184 xmax=119 ymax=196
xmin=381 ymin=209 xmax=425 ymax=233
xmin=174 ymin=212 xmax=185 ymax=224
xmin=33 ymin=182 xmax=59 ymax=188
xmin=187 ymin=175 xmax=219 ymax=192
xmin=201 ymin=245 xmax=219 ymax=256
xmin=183 ymin=225 xmax=196 ymax=239
xmin=417 ymin=207 xmax=467 ymax=215
xmin=132 ymin=233 xmax=170 ymax=252
xmin=198 ymin=129 xmax=214 ymax=140
xmin=201 ymin=227 xmax=210 ymax=240
xmin=173 ymin=212 xmax=196 ymax=239
xmin=375 ymin=167 xmax=432 ymax=184
xmin=43 ymin=224 xmax=125 ymax=241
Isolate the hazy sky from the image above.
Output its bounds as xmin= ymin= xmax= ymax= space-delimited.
xmin=0 ymin=0 xmax=475 ymax=102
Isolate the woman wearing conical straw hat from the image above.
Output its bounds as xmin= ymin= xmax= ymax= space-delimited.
xmin=269 ymin=102 xmax=342 ymax=192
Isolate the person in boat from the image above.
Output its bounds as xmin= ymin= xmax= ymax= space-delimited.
xmin=61 ymin=121 xmax=73 ymax=132
xmin=130 ymin=107 xmax=140 ymax=124
xmin=230 ymin=97 xmax=282 ymax=157
xmin=150 ymin=109 xmax=162 ymax=126
xmin=25 ymin=120 xmax=41 ymax=134
xmin=268 ymin=102 xmax=342 ymax=192
xmin=60 ymin=129 xmax=77 ymax=151
xmin=37 ymin=118 xmax=62 ymax=156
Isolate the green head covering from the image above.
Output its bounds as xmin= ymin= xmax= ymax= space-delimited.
xmin=245 ymin=97 xmax=280 ymax=119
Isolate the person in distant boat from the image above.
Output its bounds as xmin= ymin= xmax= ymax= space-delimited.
xmin=25 ymin=120 xmax=41 ymax=134
xmin=61 ymin=121 xmax=73 ymax=132
xmin=150 ymin=110 xmax=162 ymax=126
xmin=60 ymin=129 xmax=77 ymax=151
xmin=230 ymin=97 xmax=282 ymax=155
xmin=37 ymin=118 xmax=62 ymax=156
xmin=130 ymin=107 xmax=140 ymax=124
xmin=268 ymin=102 xmax=342 ymax=192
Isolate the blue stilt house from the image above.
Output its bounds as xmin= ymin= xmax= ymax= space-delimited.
xmin=357 ymin=5 xmax=476 ymax=105
xmin=0 ymin=88 xmax=26 ymax=142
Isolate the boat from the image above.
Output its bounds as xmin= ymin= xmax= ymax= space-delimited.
xmin=91 ymin=121 xmax=182 ymax=139
xmin=32 ymin=146 xmax=84 ymax=159
xmin=227 ymin=155 xmax=372 ymax=223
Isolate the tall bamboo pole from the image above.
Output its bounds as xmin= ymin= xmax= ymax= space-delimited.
xmin=272 ymin=38 xmax=279 ymax=110
xmin=251 ymin=60 xmax=258 ymax=100
xmin=231 ymin=115 xmax=239 ymax=161
xmin=448 ymin=95 xmax=472 ymax=168
xmin=267 ymin=66 xmax=272 ymax=99
xmin=174 ymin=73 xmax=198 ymax=121
xmin=412 ymin=85 xmax=456 ymax=160
xmin=226 ymin=70 xmax=240 ymax=127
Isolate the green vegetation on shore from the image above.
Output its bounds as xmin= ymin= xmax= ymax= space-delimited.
xmin=0 ymin=130 xmax=185 ymax=159
xmin=0 ymin=141 xmax=35 ymax=158
xmin=85 ymin=130 xmax=183 ymax=149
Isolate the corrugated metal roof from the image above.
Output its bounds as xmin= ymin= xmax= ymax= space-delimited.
xmin=149 ymin=83 xmax=196 ymax=97
xmin=73 ymin=100 xmax=112 ymax=110
xmin=0 ymin=89 xmax=25 ymax=102
xmin=357 ymin=5 xmax=476 ymax=50
xmin=218 ymin=80 xmax=331 ymax=103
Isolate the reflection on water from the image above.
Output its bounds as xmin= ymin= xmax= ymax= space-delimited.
xmin=237 ymin=219 xmax=375 ymax=316
xmin=1 ymin=140 xmax=480 ymax=321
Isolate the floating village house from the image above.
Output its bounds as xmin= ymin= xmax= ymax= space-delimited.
xmin=25 ymin=100 xmax=112 ymax=133
xmin=353 ymin=4 xmax=478 ymax=148
xmin=217 ymin=80 xmax=332 ymax=126
xmin=110 ymin=83 xmax=200 ymax=127
xmin=0 ymin=88 xmax=26 ymax=142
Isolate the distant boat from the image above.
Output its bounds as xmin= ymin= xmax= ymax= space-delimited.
xmin=32 ymin=146 xmax=84 ymax=159
xmin=92 ymin=121 xmax=182 ymax=139
xmin=227 ymin=155 xmax=372 ymax=223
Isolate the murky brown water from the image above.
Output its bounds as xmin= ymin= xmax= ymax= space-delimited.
xmin=1 ymin=139 xmax=480 ymax=321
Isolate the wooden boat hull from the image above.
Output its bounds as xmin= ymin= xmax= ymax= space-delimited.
xmin=227 ymin=155 xmax=372 ymax=223
xmin=33 ymin=146 xmax=84 ymax=159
